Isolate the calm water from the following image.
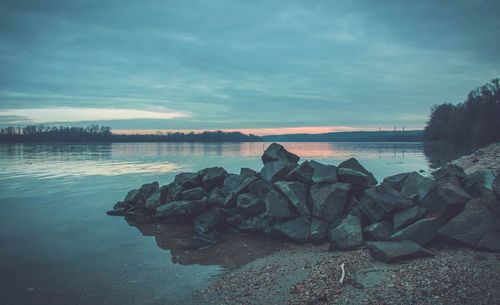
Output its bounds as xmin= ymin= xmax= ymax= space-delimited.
xmin=0 ymin=142 xmax=461 ymax=305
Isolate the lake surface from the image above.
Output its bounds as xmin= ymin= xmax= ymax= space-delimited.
xmin=0 ymin=142 xmax=467 ymax=305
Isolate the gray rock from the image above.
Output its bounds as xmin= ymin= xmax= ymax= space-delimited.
xmin=393 ymin=206 xmax=426 ymax=231
xmin=194 ymin=208 xmax=227 ymax=233
xmin=310 ymin=161 xmax=338 ymax=184
xmin=260 ymin=160 xmax=289 ymax=183
xmin=275 ymin=181 xmax=309 ymax=216
xmin=262 ymin=190 xmax=294 ymax=218
xmin=228 ymin=214 xmax=273 ymax=235
xmin=363 ymin=221 xmax=394 ymax=241
xmin=224 ymin=176 xmax=259 ymax=207
xmin=390 ymin=217 xmax=445 ymax=246
xmin=463 ymin=170 xmax=496 ymax=197
xmin=359 ymin=188 xmax=386 ymax=224
xmin=207 ymin=187 xmax=226 ymax=207
xmin=240 ymin=167 xmax=257 ymax=179
xmin=106 ymin=207 xmax=127 ymax=216
xmin=422 ymin=177 xmax=473 ymax=217
xmin=400 ymin=172 xmax=435 ymax=202
xmin=328 ymin=214 xmax=363 ymax=250
xmin=272 ymin=217 xmax=310 ymax=244
xmin=286 ymin=161 xmax=314 ymax=184
xmin=163 ymin=182 xmax=184 ymax=203
xmin=174 ymin=173 xmax=200 ymax=189
xmin=248 ymin=179 xmax=274 ymax=197
xmin=374 ymin=187 xmax=414 ymax=213
xmin=237 ymin=193 xmax=265 ymax=216
xmin=155 ymin=199 xmax=209 ymax=218
xmin=382 ymin=173 xmax=409 ymax=191
xmin=310 ymin=182 xmax=350 ymax=222
xmin=438 ymin=193 xmax=500 ymax=252
xmin=262 ymin=142 xmax=300 ymax=165
xmin=310 ymin=218 xmax=329 ymax=244
xmin=223 ymin=174 xmax=242 ymax=195
xmin=432 ymin=164 xmax=466 ymax=180
xmin=337 ymin=168 xmax=371 ymax=191
xmin=366 ymin=241 xmax=433 ymax=263
xmin=338 ymin=157 xmax=377 ymax=185
xmin=200 ymin=167 xmax=228 ymax=190
xmin=181 ymin=187 xmax=206 ymax=201
xmin=437 ymin=178 xmax=472 ymax=206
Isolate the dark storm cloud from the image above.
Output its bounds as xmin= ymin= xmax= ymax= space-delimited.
xmin=0 ymin=0 xmax=499 ymax=131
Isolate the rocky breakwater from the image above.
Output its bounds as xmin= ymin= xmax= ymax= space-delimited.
xmin=107 ymin=143 xmax=500 ymax=263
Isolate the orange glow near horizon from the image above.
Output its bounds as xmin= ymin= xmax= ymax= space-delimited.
xmin=113 ymin=126 xmax=380 ymax=136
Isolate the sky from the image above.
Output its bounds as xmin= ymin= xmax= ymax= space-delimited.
xmin=0 ymin=0 xmax=499 ymax=135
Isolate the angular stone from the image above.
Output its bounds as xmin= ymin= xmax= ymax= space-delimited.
xmin=359 ymin=189 xmax=386 ymax=224
xmin=337 ymin=168 xmax=371 ymax=191
xmin=382 ymin=173 xmax=409 ymax=191
xmin=310 ymin=182 xmax=350 ymax=222
xmin=438 ymin=193 xmax=500 ymax=252
xmin=228 ymin=214 xmax=272 ymax=235
xmin=155 ymin=199 xmax=209 ymax=218
xmin=463 ymin=170 xmax=496 ymax=197
xmin=286 ymin=161 xmax=315 ymax=184
xmin=310 ymin=218 xmax=329 ymax=244
xmin=374 ymin=187 xmax=414 ymax=213
xmin=310 ymin=161 xmax=338 ymax=184
xmin=272 ymin=217 xmax=310 ymax=244
xmin=181 ymin=187 xmax=206 ymax=201
xmin=163 ymin=182 xmax=184 ymax=203
xmin=328 ymin=214 xmax=363 ymax=250
xmin=200 ymin=167 xmax=228 ymax=190
xmin=207 ymin=187 xmax=226 ymax=207
xmin=262 ymin=142 xmax=300 ymax=165
xmin=124 ymin=181 xmax=159 ymax=208
xmin=248 ymin=179 xmax=274 ymax=197
xmin=432 ymin=164 xmax=466 ymax=180
xmin=237 ymin=193 xmax=265 ymax=216
xmin=436 ymin=178 xmax=472 ymax=206
xmin=366 ymin=241 xmax=433 ymax=263
xmin=338 ymin=158 xmax=377 ymax=185
xmin=224 ymin=176 xmax=259 ymax=207
xmin=194 ymin=208 xmax=227 ymax=233
xmin=390 ymin=217 xmax=445 ymax=246
xmin=363 ymin=221 xmax=394 ymax=241
xmin=240 ymin=167 xmax=257 ymax=179
xmin=174 ymin=173 xmax=200 ymax=189
xmin=393 ymin=206 xmax=426 ymax=231
xmin=400 ymin=172 xmax=435 ymax=202
xmin=106 ymin=208 xmax=127 ymax=216
xmin=262 ymin=190 xmax=294 ymax=218
xmin=260 ymin=160 xmax=289 ymax=183
xmin=223 ymin=174 xmax=242 ymax=195
xmin=275 ymin=181 xmax=309 ymax=216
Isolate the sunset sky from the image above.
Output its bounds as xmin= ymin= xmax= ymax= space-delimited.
xmin=1 ymin=0 xmax=499 ymax=135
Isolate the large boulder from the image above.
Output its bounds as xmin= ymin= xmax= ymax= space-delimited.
xmin=366 ymin=241 xmax=433 ymax=263
xmin=275 ymin=181 xmax=309 ymax=216
xmin=223 ymin=174 xmax=242 ymax=195
xmin=400 ymin=172 xmax=435 ymax=202
xmin=310 ymin=218 xmax=329 ymax=244
xmin=124 ymin=181 xmax=159 ymax=208
xmin=181 ymin=187 xmax=206 ymax=201
xmin=286 ymin=161 xmax=315 ymax=184
xmin=337 ymin=168 xmax=371 ymax=191
xmin=260 ymin=160 xmax=289 ymax=183
xmin=272 ymin=217 xmax=310 ymax=244
xmin=358 ymin=187 xmax=413 ymax=224
xmin=328 ymin=214 xmax=363 ymax=250
xmin=236 ymin=193 xmax=265 ymax=216
xmin=438 ymin=193 xmax=500 ymax=252
xmin=240 ymin=167 xmax=257 ymax=179
xmin=224 ymin=176 xmax=259 ymax=207
xmin=390 ymin=217 xmax=445 ymax=246
xmin=359 ymin=189 xmax=386 ymax=224
xmin=310 ymin=161 xmax=338 ymax=184
xmin=310 ymin=182 xmax=350 ymax=222
xmin=228 ymin=214 xmax=273 ymax=235
xmin=174 ymin=173 xmax=200 ymax=189
xmin=393 ymin=206 xmax=426 ymax=231
xmin=144 ymin=184 xmax=171 ymax=210
xmin=363 ymin=221 xmax=394 ymax=241
xmin=194 ymin=208 xmax=227 ymax=233
xmin=421 ymin=177 xmax=472 ymax=218
xmin=207 ymin=187 xmax=226 ymax=207
xmin=382 ymin=173 xmax=409 ymax=191
xmin=262 ymin=190 xmax=295 ymax=218
xmin=262 ymin=143 xmax=300 ymax=165
xmin=155 ymin=199 xmax=209 ymax=218
xmin=248 ymin=179 xmax=274 ymax=197
xmin=338 ymin=158 xmax=377 ymax=185
xmin=432 ymin=164 xmax=466 ymax=180
xmin=463 ymin=170 xmax=496 ymax=197
xmin=200 ymin=167 xmax=228 ymax=190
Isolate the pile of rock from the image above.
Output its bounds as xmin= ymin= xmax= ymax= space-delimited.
xmin=107 ymin=143 xmax=500 ymax=263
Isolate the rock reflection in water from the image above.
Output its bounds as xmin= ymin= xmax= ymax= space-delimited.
xmin=128 ymin=220 xmax=288 ymax=269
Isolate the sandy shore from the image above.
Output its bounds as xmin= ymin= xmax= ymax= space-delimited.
xmin=196 ymin=142 xmax=500 ymax=305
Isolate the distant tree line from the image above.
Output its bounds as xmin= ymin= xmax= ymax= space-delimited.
xmin=424 ymin=78 xmax=500 ymax=144
xmin=0 ymin=125 xmax=262 ymax=142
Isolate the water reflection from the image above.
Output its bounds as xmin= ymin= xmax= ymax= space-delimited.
xmin=128 ymin=220 xmax=287 ymax=269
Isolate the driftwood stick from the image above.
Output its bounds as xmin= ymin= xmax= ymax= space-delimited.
xmin=339 ymin=263 xmax=345 ymax=284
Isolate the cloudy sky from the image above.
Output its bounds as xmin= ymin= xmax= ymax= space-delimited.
xmin=0 ymin=0 xmax=499 ymax=135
